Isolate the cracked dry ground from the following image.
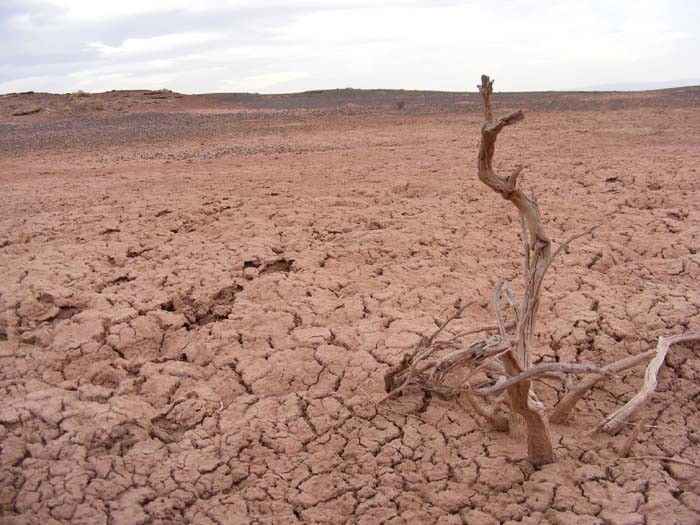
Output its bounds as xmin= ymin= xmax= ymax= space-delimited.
xmin=1 ymin=103 xmax=700 ymax=525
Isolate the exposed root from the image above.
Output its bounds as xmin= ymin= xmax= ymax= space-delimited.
xmin=595 ymin=332 xmax=700 ymax=434
xmin=461 ymin=390 xmax=509 ymax=431
xmin=550 ymin=349 xmax=657 ymax=424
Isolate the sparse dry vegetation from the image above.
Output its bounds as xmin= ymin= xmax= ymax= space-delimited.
xmin=81 ymin=98 xmax=105 ymax=111
xmin=53 ymin=94 xmax=105 ymax=113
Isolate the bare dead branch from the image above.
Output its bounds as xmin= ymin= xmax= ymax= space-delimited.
xmin=431 ymin=337 xmax=510 ymax=384
xmin=460 ymin=348 xmax=510 ymax=386
xmin=550 ymin=349 xmax=657 ymax=424
xmin=504 ymin=286 xmax=519 ymax=308
xmin=447 ymin=319 xmax=515 ymax=342
xmin=478 ymin=74 xmax=494 ymax=121
xmin=408 ymin=301 xmax=472 ymax=358
xmin=483 ymin=111 xmax=525 ymax=137
xmin=381 ymin=301 xmax=471 ymax=402
xmin=519 ymin=215 xmax=530 ymax=277
xmin=380 ymin=361 xmax=421 ymax=403
xmin=545 ymin=225 xmax=599 ymax=273
xmin=474 ymin=362 xmax=616 ymax=396
xmin=595 ymin=332 xmax=700 ymax=434
xmin=493 ymin=278 xmax=508 ymax=342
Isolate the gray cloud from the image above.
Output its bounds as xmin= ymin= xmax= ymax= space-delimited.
xmin=1 ymin=0 xmax=699 ymax=93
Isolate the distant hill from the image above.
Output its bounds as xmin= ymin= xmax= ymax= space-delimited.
xmin=205 ymin=86 xmax=700 ymax=112
xmin=578 ymin=79 xmax=700 ymax=91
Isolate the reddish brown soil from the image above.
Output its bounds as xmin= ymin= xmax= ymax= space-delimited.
xmin=1 ymin=88 xmax=699 ymax=524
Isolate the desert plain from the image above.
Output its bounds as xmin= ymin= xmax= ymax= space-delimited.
xmin=0 ymin=86 xmax=699 ymax=524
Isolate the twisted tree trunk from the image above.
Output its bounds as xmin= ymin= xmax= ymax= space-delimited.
xmin=477 ymin=75 xmax=554 ymax=465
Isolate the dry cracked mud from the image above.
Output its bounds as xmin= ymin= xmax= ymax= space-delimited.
xmin=1 ymin=88 xmax=699 ymax=524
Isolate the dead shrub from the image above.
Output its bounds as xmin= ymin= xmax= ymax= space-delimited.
xmin=380 ymin=74 xmax=700 ymax=465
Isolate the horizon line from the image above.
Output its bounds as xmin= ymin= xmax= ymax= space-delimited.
xmin=4 ymin=83 xmax=700 ymax=98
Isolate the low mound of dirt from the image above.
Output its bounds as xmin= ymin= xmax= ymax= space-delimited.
xmin=0 ymin=89 xmax=225 ymax=122
xmin=0 ymin=88 xmax=699 ymax=524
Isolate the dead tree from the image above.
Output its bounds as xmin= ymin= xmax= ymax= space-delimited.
xmin=381 ymin=74 xmax=700 ymax=465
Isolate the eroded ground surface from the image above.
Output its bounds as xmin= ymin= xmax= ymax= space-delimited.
xmin=1 ymin=89 xmax=700 ymax=524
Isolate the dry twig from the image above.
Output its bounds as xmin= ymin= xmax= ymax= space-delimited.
xmin=546 ymin=225 xmax=599 ymax=273
xmin=618 ymin=417 xmax=646 ymax=458
xmin=381 ymin=301 xmax=471 ymax=402
xmin=447 ymin=319 xmax=515 ymax=342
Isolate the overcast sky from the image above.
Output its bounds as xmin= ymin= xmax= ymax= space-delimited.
xmin=2 ymin=0 xmax=699 ymax=94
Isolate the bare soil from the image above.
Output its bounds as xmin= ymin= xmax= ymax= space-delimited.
xmin=1 ymin=87 xmax=699 ymax=524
